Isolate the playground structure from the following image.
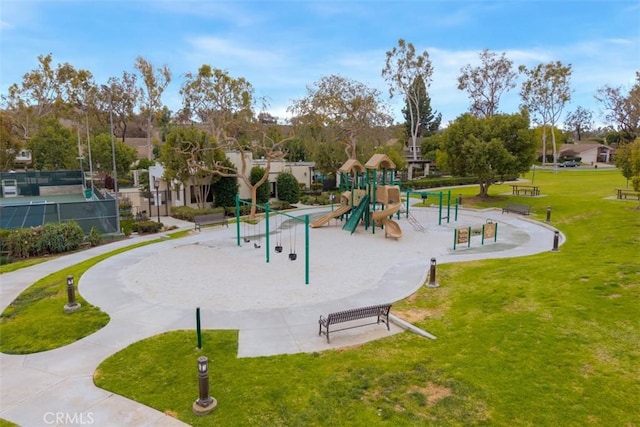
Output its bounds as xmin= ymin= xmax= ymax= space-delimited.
xmin=311 ymin=154 xmax=404 ymax=238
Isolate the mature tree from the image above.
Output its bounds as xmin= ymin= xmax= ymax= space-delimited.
xmin=159 ymin=127 xmax=222 ymax=209
xmin=565 ymin=106 xmax=593 ymax=141
xmin=458 ymin=49 xmax=518 ymax=118
xmin=180 ymin=66 xmax=290 ymax=218
xmin=401 ymin=77 xmax=441 ymax=138
xmin=0 ymin=112 xmax=21 ymax=171
xmin=91 ymin=133 xmax=137 ymax=178
xmin=596 ymin=72 xmax=640 ymax=142
xmin=382 ymin=39 xmax=434 ymax=163
xmin=27 ymin=117 xmax=77 ymax=170
xmin=289 ymin=74 xmax=392 ymax=161
xmin=614 ymin=137 xmax=640 ymax=193
xmin=134 ymin=57 xmax=172 ymax=159
xmin=0 ymin=111 xmax=21 ymax=172
xmin=1 ymin=53 xmax=92 ymax=139
xmin=520 ymin=61 xmax=572 ymax=167
xmin=420 ymin=133 xmax=442 ymax=163
xmin=180 ymin=65 xmax=253 ymax=140
xmin=440 ymin=111 xmax=535 ymax=197
xmin=101 ymin=72 xmax=141 ymax=141
xmin=532 ymin=126 xmax=568 ymax=162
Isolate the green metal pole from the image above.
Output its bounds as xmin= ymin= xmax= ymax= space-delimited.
xmin=495 ymin=223 xmax=498 ymax=242
xmin=455 ymin=197 xmax=459 ymax=221
xmin=265 ymin=202 xmax=270 ymax=264
xmin=482 ymin=224 xmax=485 ymax=245
xmin=305 ymin=215 xmax=309 ymax=285
xmin=405 ymin=190 xmax=410 ymax=218
xmin=235 ymin=194 xmax=240 ymax=246
xmin=453 ymin=229 xmax=457 ymax=250
xmin=467 ymin=227 xmax=471 ymax=248
xmin=196 ymin=307 xmax=202 ymax=349
xmin=438 ymin=192 xmax=443 ymax=225
xmin=447 ymin=190 xmax=451 ymax=223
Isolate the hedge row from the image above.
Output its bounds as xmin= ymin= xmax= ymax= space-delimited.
xmin=0 ymin=222 xmax=85 ymax=259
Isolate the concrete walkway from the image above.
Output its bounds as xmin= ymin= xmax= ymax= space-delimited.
xmin=0 ymin=206 xmax=561 ymax=426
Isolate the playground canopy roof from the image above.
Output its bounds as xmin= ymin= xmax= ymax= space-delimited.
xmin=364 ymin=154 xmax=396 ymax=170
xmin=338 ymin=159 xmax=366 ymax=174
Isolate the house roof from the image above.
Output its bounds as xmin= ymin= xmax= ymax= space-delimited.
xmin=559 ymin=142 xmax=614 ymax=154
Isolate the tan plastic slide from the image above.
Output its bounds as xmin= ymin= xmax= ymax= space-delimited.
xmin=310 ymin=204 xmax=352 ymax=228
xmin=372 ymin=202 xmax=402 ymax=238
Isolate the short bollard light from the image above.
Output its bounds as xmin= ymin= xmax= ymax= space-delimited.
xmin=546 ymin=206 xmax=552 ymax=222
xmin=64 ymin=275 xmax=81 ymax=313
xmin=552 ymin=230 xmax=560 ymax=252
xmin=193 ymin=356 xmax=217 ymax=415
xmin=426 ymin=257 xmax=439 ymax=288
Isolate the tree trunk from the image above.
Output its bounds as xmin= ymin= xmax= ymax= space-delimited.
xmin=478 ymin=181 xmax=490 ymax=198
xmin=541 ymin=125 xmax=547 ymax=166
xmin=249 ymin=186 xmax=258 ymax=219
xmin=551 ymin=125 xmax=558 ymax=173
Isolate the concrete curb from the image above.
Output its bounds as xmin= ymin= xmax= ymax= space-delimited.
xmin=390 ymin=314 xmax=437 ymax=340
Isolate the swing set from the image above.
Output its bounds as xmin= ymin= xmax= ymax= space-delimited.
xmin=235 ymin=195 xmax=311 ymax=284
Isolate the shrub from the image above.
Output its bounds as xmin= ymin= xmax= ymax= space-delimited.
xmin=7 ymin=228 xmax=42 ymax=258
xmin=213 ymin=175 xmax=238 ymax=207
xmin=88 ymin=227 xmax=102 ymax=247
xmin=250 ymin=166 xmax=270 ymax=204
xmin=39 ymin=222 xmax=84 ymax=254
xmin=120 ymin=219 xmax=134 ymax=236
xmin=0 ymin=229 xmax=10 ymax=254
xmin=170 ymin=206 xmax=226 ymax=222
xmin=277 ymin=172 xmax=300 ymax=204
xmin=132 ymin=220 xmax=163 ymax=234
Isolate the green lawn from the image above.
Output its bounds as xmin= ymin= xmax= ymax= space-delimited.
xmin=0 ymin=230 xmax=191 ymax=354
xmin=95 ymin=168 xmax=640 ymax=426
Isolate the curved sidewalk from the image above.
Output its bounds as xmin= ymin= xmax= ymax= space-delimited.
xmin=0 ymin=207 xmax=561 ymax=426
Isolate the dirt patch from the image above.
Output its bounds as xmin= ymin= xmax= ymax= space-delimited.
xmin=408 ymin=382 xmax=452 ymax=406
xmin=395 ymin=308 xmax=431 ymax=323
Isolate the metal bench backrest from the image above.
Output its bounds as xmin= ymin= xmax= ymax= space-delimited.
xmin=327 ymin=304 xmax=391 ymax=325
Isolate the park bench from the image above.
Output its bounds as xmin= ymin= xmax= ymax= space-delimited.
xmin=502 ymin=203 xmax=531 ymax=215
xmin=194 ymin=212 xmax=229 ymax=231
xmin=318 ymin=303 xmax=392 ymax=343
xmin=616 ymin=188 xmax=640 ymax=200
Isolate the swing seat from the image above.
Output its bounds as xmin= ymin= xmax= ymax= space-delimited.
xmin=254 ymin=243 xmax=261 ymax=249
xmin=244 ymin=238 xmax=251 ymax=243
xmin=275 ymin=245 xmax=283 ymax=253
xmin=289 ymin=253 xmax=297 ymax=261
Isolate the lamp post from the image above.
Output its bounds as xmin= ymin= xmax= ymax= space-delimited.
xmin=154 ymin=177 xmax=160 ymax=223
xmin=64 ymin=275 xmax=81 ymax=313
xmin=193 ymin=356 xmax=217 ymax=415
xmin=102 ymin=85 xmax=120 ymax=234
xmin=426 ymin=257 xmax=439 ymax=288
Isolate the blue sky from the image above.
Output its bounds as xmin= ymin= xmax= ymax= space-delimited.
xmin=1 ymin=0 xmax=639 ymax=127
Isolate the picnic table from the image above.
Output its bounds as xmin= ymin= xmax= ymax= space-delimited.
xmin=510 ymin=184 xmax=540 ymax=196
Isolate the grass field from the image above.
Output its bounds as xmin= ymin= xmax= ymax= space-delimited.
xmin=94 ymin=168 xmax=640 ymax=426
